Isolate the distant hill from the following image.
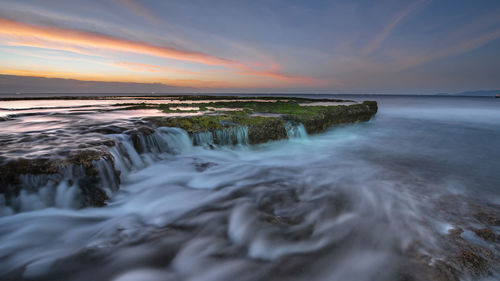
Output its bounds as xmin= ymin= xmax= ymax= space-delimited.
xmin=451 ymin=90 xmax=500 ymax=96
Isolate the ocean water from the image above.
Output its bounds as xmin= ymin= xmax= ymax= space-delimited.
xmin=0 ymin=95 xmax=499 ymax=281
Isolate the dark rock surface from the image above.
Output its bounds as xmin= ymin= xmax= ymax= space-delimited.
xmin=0 ymin=148 xmax=118 ymax=208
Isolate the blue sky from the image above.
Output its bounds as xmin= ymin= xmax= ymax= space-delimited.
xmin=0 ymin=0 xmax=499 ymax=93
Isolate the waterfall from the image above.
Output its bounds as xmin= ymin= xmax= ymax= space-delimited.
xmin=192 ymin=131 xmax=214 ymax=147
xmin=110 ymin=127 xmax=192 ymax=174
xmin=285 ymin=122 xmax=308 ymax=139
xmin=157 ymin=127 xmax=192 ymax=154
xmin=2 ymin=163 xmax=107 ymax=213
xmin=214 ymin=126 xmax=249 ymax=145
xmin=192 ymin=126 xmax=249 ymax=146
xmin=0 ymin=127 xmax=193 ymax=215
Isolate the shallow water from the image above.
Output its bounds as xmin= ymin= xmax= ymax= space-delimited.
xmin=0 ymin=95 xmax=499 ymax=281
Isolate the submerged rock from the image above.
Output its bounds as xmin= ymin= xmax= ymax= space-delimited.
xmin=474 ymin=212 xmax=500 ymax=226
xmin=455 ymin=249 xmax=490 ymax=276
xmin=194 ymin=161 xmax=218 ymax=172
xmin=473 ymin=228 xmax=497 ymax=242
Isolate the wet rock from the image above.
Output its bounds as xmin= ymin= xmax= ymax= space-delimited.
xmin=65 ymin=148 xmax=112 ymax=170
xmin=0 ymin=148 xmax=119 ymax=209
xmin=136 ymin=126 xmax=156 ymax=135
xmin=124 ymin=126 xmax=155 ymax=137
xmin=194 ymin=162 xmax=218 ymax=172
xmin=0 ymin=158 xmax=59 ymax=190
xmin=90 ymin=125 xmax=128 ymax=134
xmin=455 ymin=249 xmax=490 ymax=276
xmin=78 ymin=177 xmax=110 ymax=207
xmin=447 ymin=228 xmax=464 ymax=237
xmin=264 ymin=215 xmax=296 ymax=226
xmin=287 ymin=101 xmax=378 ymax=135
xmin=474 ymin=212 xmax=500 ymax=226
xmin=473 ymin=228 xmax=497 ymax=242
xmin=248 ymin=118 xmax=287 ymax=144
xmin=146 ymin=100 xmax=378 ymax=145
xmin=98 ymin=138 xmax=116 ymax=147
xmin=124 ymin=126 xmax=156 ymax=153
xmin=398 ymin=259 xmax=460 ymax=281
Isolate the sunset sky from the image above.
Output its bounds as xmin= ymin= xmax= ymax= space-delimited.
xmin=1 ymin=0 xmax=499 ymax=94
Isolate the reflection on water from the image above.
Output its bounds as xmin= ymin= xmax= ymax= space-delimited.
xmin=0 ymin=95 xmax=499 ymax=281
xmin=0 ymin=98 xmax=278 ymax=110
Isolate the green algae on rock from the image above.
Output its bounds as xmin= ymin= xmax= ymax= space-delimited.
xmin=146 ymin=98 xmax=377 ymax=144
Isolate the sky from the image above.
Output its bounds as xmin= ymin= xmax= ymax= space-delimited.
xmin=0 ymin=0 xmax=499 ymax=94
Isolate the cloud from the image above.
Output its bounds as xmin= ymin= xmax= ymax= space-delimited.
xmin=0 ymin=16 xmax=325 ymax=89
xmin=362 ymin=0 xmax=429 ymax=56
xmin=0 ymin=17 xmax=233 ymax=66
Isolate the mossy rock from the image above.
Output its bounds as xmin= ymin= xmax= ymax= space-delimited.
xmin=286 ymin=101 xmax=378 ymax=134
xmin=247 ymin=117 xmax=287 ymax=144
xmin=147 ymin=100 xmax=378 ymax=144
xmin=147 ymin=116 xmax=225 ymax=133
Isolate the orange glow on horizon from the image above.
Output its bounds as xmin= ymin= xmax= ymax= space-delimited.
xmin=0 ymin=68 xmax=234 ymax=88
xmin=0 ymin=17 xmax=327 ymax=89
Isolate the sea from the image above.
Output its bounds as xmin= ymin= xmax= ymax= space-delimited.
xmin=0 ymin=94 xmax=499 ymax=281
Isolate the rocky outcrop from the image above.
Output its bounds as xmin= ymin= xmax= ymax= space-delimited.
xmin=147 ymin=101 xmax=378 ymax=145
xmin=0 ymin=148 xmax=119 ymax=209
xmin=285 ymin=101 xmax=378 ymax=134
xmin=247 ymin=117 xmax=288 ymax=144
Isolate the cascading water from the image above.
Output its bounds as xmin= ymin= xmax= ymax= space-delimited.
xmin=109 ymin=127 xmax=192 ymax=174
xmin=214 ymin=126 xmax=249 ymax=145
xmin=192 ymin=126 xmax=249 ymax=146
xmin=0 ymin=127 xmax=193 ymax=215
xmin=192 ymin=131 xmax=215 ymax=147
xmin=286 ymin=122 xmax=308 ymax=139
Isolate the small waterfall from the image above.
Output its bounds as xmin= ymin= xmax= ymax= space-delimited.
xmin=110 ymin=134 xmax=145 ymax=173
xmin=110 ymin=127 xmax=192 ymax=175
xmin=156 ymin=127 xmax=192 ymax=154
xmin=2 ymin=125 xmax=258 ymax=215
xmin=214 ymin=126 xmax=249 ymax=146
xmin=93 ymin=158 xmax=120 ymax=193
xmin=0 ymin=127 xmax=193 ymax=215
xmin=192 ymin=126 xmax=249 ymax=147
xmin=285 ymin=122 xmax=308 ymax=139
xmin=2 ymin=163 xmax=112 ymax=214
xmin=192 ymin=131 xmax=214 ymax=147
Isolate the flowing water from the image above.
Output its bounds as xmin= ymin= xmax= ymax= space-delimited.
xmin=0 ymin=95 xmax=499 ymax=281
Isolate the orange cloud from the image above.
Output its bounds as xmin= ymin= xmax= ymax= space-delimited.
xmin=0 ymin=17 xmax=232 ymax=66
xmin=0 ymin=17 xmax=328 ymax=89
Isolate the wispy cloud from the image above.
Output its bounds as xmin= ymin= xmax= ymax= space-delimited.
xmin=117 ymin=0 xmax=164 ymax=26
xmin=0 ymin=16 xmax=324 ymax=88
xmin=362 ymin=0 xmax=429 ymax=56
xmin=0 ymin=17 xmax=233 ymax=66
